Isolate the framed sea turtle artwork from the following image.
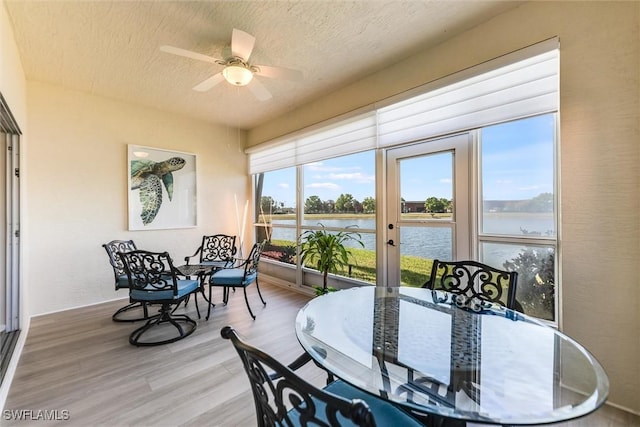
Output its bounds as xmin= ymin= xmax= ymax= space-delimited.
xmin=127 ymin=145 xmax=197 ymax=230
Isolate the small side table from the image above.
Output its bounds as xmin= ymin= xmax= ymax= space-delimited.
xmin=176 ymin=264 xmax=217 ymax=319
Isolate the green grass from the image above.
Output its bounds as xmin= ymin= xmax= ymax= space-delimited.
xmin=266 ymin=239 xmax=433 ymax=287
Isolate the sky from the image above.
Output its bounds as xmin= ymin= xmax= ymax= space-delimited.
xmin=260 ymin=114 xmax=555 ymax=207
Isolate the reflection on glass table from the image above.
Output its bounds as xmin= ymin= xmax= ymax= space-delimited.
xmin=295 ymin=286 xmax=608 ymax=426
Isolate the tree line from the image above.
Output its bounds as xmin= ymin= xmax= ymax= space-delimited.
xmin=260 ymin=192 xmax=553 ymax=215
xmin=262 ymin=194 xmax=441 ymax=214
xmin=260 ymin=194 xmax=376 ymax=214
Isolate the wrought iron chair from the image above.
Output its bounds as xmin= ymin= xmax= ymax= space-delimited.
xmin=184 ymin=234 xmax=237 ymax=269
xmin=119 ymin=250 xmax=200 ymax=346
xmin=423 ymin=259 xmax=519 ymax=310
xmin=221 ymin=326 xmax=423 ymax=427
xmin=411 ymin=261 xmax=519 ymax=426
xmin=184 ymin=234 xmax=237 ymax=309
xmin=208 ymin=241 xmax=266 ymax=320
xmin=102 ymin=239 xmax=150 ymax=322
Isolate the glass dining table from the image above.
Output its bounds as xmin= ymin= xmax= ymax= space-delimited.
xmin=295 ymin=286 xmax=609 ymax=426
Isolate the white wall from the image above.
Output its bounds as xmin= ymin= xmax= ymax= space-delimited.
xmin=0 ymin=2 xmax=26 ymax=127
xmin=25 ymin=82 xmax=248 ymax=315
xmin=248 ymin=1 xmax=640 ymax=414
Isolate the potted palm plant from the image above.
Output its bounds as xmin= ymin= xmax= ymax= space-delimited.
xmin=299 ymin=223 xmax=364 ymax=295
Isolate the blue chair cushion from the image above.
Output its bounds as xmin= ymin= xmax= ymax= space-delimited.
xmin=116 ymin=275 xmax=130 ymax=289
xmin=131 ymin=279 xmax=199 ymax=301
xmin=309 ymin=380 xmax=423 ymax=427
xmin=209 ymin=268 xmax=256 ymax=287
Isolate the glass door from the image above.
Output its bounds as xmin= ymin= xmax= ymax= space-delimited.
xmin=385 ymin=134 xmax=471 ymax=287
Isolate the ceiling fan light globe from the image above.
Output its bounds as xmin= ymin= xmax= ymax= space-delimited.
xmin=223 ymin=65 xmax=253 ymax=86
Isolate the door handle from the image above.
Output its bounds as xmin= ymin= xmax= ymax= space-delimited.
xmin=387 ymin=239 xmax=396 ymax=247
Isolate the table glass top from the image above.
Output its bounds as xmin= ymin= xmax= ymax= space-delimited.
xmin=295 ymin=286 xmax=609 ymax=425
xmin=176 ymin=262 xmax=226 ymax=276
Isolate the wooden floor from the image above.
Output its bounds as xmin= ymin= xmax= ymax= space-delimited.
xmin=4 ymin=280 xmax=639 ymax=426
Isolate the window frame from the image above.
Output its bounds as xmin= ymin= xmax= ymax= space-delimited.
xmin=474 ymin=113 xmax=559 ymax=322
xmin=250 ymin=40 xmax=560 ymax=321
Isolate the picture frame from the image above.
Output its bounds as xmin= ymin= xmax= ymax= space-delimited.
xmin=127 ymin=145 xmax=197 ymax=230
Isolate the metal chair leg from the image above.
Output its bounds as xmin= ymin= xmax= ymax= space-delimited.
xmin=243 ymin=287 xmax=256 ymax=320
xmin=255 ymin=278 xmax=266 ymax=306
xmin=112 ymin=301 xmax=152 ymax=322
xmin=129 ymin=303 xmax=197 ymax=346
xmin=193 ymin=292 xmax=201 ymax=319
xmin=206 ymin=284 xmax=214 ymax=321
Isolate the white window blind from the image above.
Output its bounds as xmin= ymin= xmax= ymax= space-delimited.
xmin=248 ymin=111 xmax=377 ymax=174
xmin=248 ymin=140 xmax=296 ymax=174
xmin=377 ymin=41 xmax=559 ymax=147
xmin=249 ymin=39 xmax=559 ymax=172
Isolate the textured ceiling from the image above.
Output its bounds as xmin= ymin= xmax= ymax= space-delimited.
xmin=5 ymin=1 xmax=520 ymax=130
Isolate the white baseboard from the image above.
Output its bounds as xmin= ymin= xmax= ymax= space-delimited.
xmin=260 ymin=273 xmax=315 ymax=298
xmin=32 ymin=295 xmax=128 ymax=318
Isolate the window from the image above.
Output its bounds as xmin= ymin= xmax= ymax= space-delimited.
xmin=302 ymin=151 xmax=376 ymax=284
xmin=255 ymin=167 xmax=296 ymax=265
xmin=479 ymin=114 xmax=557 ymax=320
xmin=253 ymin=151 xmax=377 ymax=287
xmin=249 ymin=40 xmax=559 ymax=321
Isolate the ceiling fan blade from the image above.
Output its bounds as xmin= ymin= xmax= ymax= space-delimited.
xmin=192 ymin=73 xmax=225 ymax=92
xmin=160 ymin=45 xmax=222 ymax=64
xmin=248 ymin=78 xmax=272 ymax=101
xmin=231 ymin=29 xmax=256 ymax=61
xmin=254 ymin=64 xmax=303 ymax=81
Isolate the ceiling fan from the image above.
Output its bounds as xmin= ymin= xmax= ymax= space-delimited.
xmin=160 ymin=28 xmax=303 ymax=101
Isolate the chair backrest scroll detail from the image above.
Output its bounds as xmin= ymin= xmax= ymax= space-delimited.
xmin=424 ymin=259 xmax=518 ymax=309
xmin=102 ymin=239 xmax=137 ymax=289
xmin=221 ymin=326 xmax=375 ymax=427
xmin=244 ymin=240 xmax=266 ymax=278
xmin=119 ymin=250 xmax=180 ymax=298
xmin=188 ymin=234 xmax=237 ymax=265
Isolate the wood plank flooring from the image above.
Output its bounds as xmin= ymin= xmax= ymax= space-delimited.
xmin=4 ymin=280 xmax=639 ymax=426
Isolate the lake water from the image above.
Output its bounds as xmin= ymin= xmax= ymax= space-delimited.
xmin=268 ymin=213 xmax=554 ymax=262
